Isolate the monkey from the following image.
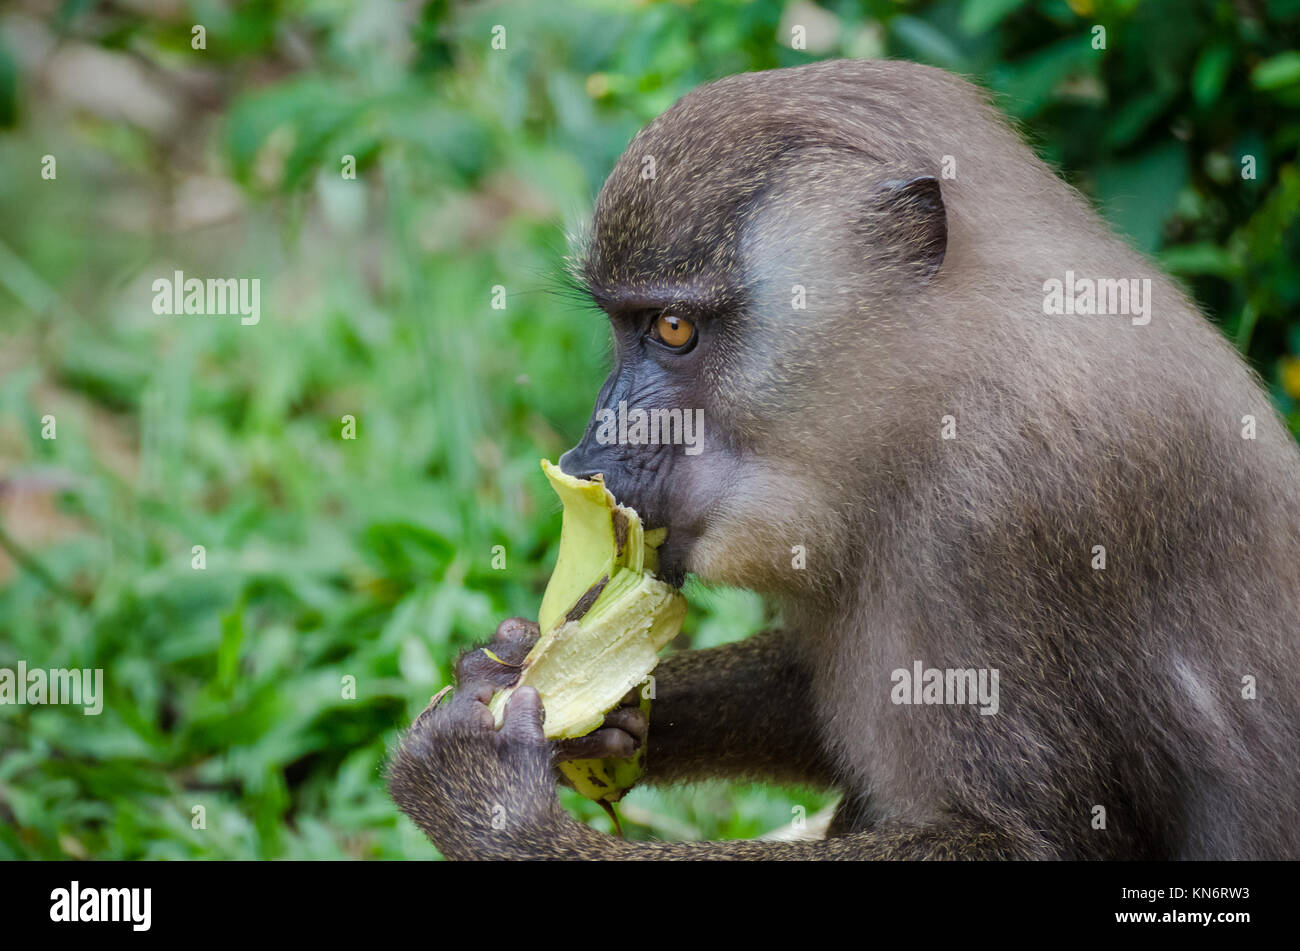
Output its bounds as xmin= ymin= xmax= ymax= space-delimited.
xmin=387 ymin=59 xmax=1300 ymax=859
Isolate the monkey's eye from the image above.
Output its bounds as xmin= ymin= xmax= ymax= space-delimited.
xmin=651 ymin=313 xmax=697 ymax=351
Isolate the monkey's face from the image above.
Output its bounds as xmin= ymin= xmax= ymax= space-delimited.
xmin=557 ymin=293 xmax=747 ymax=589
xmin=562 ymin=75 xmax=947 ymax=593
xmin=555 ymin=274 xmax=858 ymax=594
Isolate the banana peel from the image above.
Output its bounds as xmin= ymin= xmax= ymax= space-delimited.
xmin=488 ymin=459 xmax=686 ymax=808
xmin=558 ymin=689 xmax=652 ymax=804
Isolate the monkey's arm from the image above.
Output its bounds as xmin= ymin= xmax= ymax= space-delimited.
xmin=447 ymin=619 xmax=836 ymax=788
xmin=386 ymin=619 xmax=1054 ymax=859
xmin=386 ymin=676 xmax=1051 ymax=860
xmin=638 ymin=630 xmax=837 ymax=787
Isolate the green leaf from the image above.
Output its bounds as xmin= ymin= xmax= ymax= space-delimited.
xmin=890 ymin=16 xmax=967 ymax=70
xmin=961 ymin=0 xmax=1031 ymax=36
xmin=1093 ymin=143 xmax=1188 ymax=253
xmin=1252 ymin=51 xmax=1300 ymax=91
xmin=217 ymin=608 xmax=245 ymax=695
xmin=0 ymin=33 xmax=15 ymax=127
xmin=1103 ymin=84 xmax=1178 ymax=149
xmin=1158 ymin=242 xmax=1240 ymax=278
xmin=993 ymin=36 xmax=1096 ymax=118
xmin=1191 ymin=44 xmax=1233 ymax=108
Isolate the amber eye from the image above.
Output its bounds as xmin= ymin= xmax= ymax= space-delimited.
xmin=654 ymin=313 xmax=696 ymax=349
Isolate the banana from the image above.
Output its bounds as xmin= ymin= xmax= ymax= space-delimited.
xmin=488 ymin=460 xmax=686 ymax=806
xmin=557 ymin=687 xmax=653 ymax=805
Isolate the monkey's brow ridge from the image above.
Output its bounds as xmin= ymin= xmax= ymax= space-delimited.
xmin=583 ymin=278 xmax=749 ymax=317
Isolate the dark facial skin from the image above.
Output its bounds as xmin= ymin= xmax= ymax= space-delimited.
xmin=557 ymin=303 xmax=731 ymax=588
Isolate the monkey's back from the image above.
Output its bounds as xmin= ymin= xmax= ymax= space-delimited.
xmin=743 ymin=60 xmax=1300 ymax=859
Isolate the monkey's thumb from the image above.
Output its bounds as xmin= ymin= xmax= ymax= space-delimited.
xmin=501 ymin=686 xmax=546 ymax=742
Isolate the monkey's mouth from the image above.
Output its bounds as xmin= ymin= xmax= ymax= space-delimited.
xmin=651 ymin=528 xmax=689 ymax=590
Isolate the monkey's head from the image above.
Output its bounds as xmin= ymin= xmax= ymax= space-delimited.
xmin=561 ymin=62 xmax=953 ymax=595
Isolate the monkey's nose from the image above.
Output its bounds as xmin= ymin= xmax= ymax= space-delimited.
xmin=557 ymin=447 xmax=602 ymax=481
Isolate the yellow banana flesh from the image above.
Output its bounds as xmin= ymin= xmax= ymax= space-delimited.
xmin=488 ymin=460 xmax=686 ymax=803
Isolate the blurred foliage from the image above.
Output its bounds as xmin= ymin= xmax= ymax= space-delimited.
xmin=0 ymin=0 xmax=1296 ymax=859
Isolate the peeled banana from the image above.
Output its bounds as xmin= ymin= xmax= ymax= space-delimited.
xmin=488 ymin=459 xmax=686 ymax=805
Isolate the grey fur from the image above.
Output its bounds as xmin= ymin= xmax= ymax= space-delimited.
xmin=389 ymin=59 xmax=1300 ymax=859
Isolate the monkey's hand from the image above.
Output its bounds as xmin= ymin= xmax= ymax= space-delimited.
xmin=554 ymin=686 xmax=649 ymax=762
xmin=442 ymin=614 xmax=649 ymax=766
xmin=387 ymin=618 xmax=586 ymax=860
xmin=444 ymin=616 xmax=648 ymax=763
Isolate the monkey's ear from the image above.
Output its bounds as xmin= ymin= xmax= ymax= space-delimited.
xmin=873 ymin=175 xmax=947 ymax=283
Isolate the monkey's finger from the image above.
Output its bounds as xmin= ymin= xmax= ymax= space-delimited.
xmin=555 ymin=728 xmax=638 ymax=761
xmin=453 ymin=681 xmax=494 ymax=705
xmin=617 ymin=686 xmax=642 ymax=708
xmin=455 ymin=646 xmax=526 ymax=689
xmin=411 ymin=685 xmax=454 ymax=730
xmin=438 ymin=682 xmax=495 ymax=731
xmin=493 ymin=617 xmax=541 ymax=653
xmin=601 ymin=706 xmax=648 ymax=742
xmin=500 ymin=686 xmax=547 ymax=744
